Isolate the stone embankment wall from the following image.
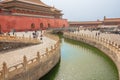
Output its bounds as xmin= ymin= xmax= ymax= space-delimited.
xmin=64 ymin=32 xmax=120 ymax=80
xmin=0 ymin=42 xmax=33 ymax=51
xmin=0 ymin=35 xmax=60 ymax=80
xmin=0 ymin=34 xmax=40 ymax=51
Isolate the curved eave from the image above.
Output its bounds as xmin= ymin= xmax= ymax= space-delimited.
xmin=17 ymin=0 xmax=51 ymax=8
xmin=0 ymin=0 xmax=13 ymax=3
xmin=104 ymin=20 xmax=120 ymax=23
xmin=105 ymin=18 xmax=120 ymax=20
xmin=2 ymin=0 xmax=51 ymax=8
xmin=50 ymin=6 xmax=62 ymax=12
xmin=54 ymin=13 xmax=64 ymax=15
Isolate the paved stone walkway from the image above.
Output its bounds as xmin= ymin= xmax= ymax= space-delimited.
xmin=0 ymin=31 xmax=56 ymax=70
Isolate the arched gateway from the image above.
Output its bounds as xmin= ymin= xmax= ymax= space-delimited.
xmin=0 ymin=0 xmax=68 ymax=32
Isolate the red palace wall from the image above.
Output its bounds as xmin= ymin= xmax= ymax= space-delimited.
xmin=0 ymin=15 xmax=68 ymax=32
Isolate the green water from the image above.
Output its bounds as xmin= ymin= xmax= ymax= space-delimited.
xmin=40 ymin=37 xmax=118 ymax=80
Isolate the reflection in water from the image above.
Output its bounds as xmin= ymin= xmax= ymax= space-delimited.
xmin=40 ymin=61 xmax=60 ymax=80
xmin=40 ymin=37 xmax=118 ymax=80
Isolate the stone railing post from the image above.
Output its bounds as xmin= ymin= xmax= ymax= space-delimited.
xmin=29 ymin=35 xmax=31 ymax=40
xmin=106 ymin=39 xmax=109 ymax=48
xmin=110 ymin=41 xmax=113 ymax=52
xmin=104 ymin=38 xmax=106 ymax=45
xmin=115 ymin=44 xmax=118 ymax=54
xmin=54 ymin=44 xmax=57 ymax=49
xmin=89 ymin=34 xmax=91 ymax=41
xmin=103 ymin=38 xmax=106 ymax=46
xmin=56 ymin=41 xmax=59 ymax=47
xmin=101 ymin=37 xmax=103 ymax=45
xmin=51 ymin=45 xmax=53 ymax=50
xmin=112 ymin=42 xmax=115 ymax=52
xmin=15 ymin=34 xmax=17 ymax=37
xmin=115 ymin=43 xmax=117 ymax=53
xmin=97 ymin=35 xmax=99 ymax=41
xmin=105 ymin=38 xmax=107 ymax=47
xmin=22 ymin=34 xmax=24 ymax=39
xmin=108 ymin=40 xmax=111 ymax=50
xmin=102 ymin=38 xmax=104 ymax=46
xmin=23 ymin=55 xmax=28 ymax=80
xmin=2 ymin=62 xmax=8 ymax=80
xmin=113 ymin=42 xmax=115 ymax=52
xmin=99 ymin=37 xmax=101 ymax=44
xmin=23 ymin=55 xmax=27 ymax=71
xmin=46 ymin=48 xmax=49 ymax=55
xmin=88 ymin=34 xmax=90 ymax=40
xmin=100 ymin=37 xmax=102 ymax=44
xmin=97 ymin=36 xmax=100 ymax=43
xmin=86 ymin=34 xmax=88 ymax=40
xmin=86 ymin=34 xmax=87 ymax=40
xmin=94 ymin=36 xmax=96 ymax=42
xmin=118 ymin=45 xmax=120 ymax=54
xmin=37 ymin=52 xmax=40 ymax=62
xmin=83 ymin=33 xmax=86 ymax=39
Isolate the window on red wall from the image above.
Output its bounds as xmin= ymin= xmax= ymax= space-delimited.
xmin=48 ymin=23 xmax=50 ymax=28
xmin=40 ymin=23 xmax=43 ymax=29
xmin=31 ymin=23 xmax=35 ymax=30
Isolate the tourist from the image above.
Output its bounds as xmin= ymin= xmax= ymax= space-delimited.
xmin=7 ymin=32 xmax=10 ymax=36
xmin=98 ymin=32 xmax=100 ymax=36
xmin=0 ymin=31 xmax=3 ymax=35
xmin=13 ymin=31 xmax=15 ymax=35
xmin=40 ymin=34 xmax=43 ymax=43
xmin=32 ymin=32 xmax=35 ymax=38
xmin=96 ymin=33 xmax=97 ymax=36
xmin=36 ymin=31 xmax=39 ymax=38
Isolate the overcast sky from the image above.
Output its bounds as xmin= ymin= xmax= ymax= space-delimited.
xmin=42 ymin=0 xmax=120 ymax=21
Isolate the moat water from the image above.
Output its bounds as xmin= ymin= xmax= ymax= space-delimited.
xmin=40 ymin=37 xmax=118 ymax=80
